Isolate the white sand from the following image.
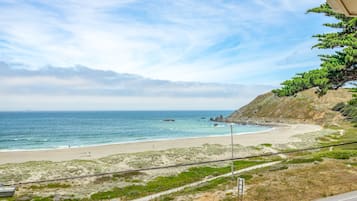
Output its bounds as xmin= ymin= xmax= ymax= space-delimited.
xmin=0 ymin=124 xmax=321 ymax=164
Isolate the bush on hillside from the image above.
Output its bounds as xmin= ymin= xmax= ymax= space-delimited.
xmin=332 ymin=102 xmax=346 ymax=111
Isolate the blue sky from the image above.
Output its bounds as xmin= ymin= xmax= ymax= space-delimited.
xmin=0 ymin=0 xmax=331 ymax=110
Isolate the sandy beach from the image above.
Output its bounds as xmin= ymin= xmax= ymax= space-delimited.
xmin=0 ymin=124 xmax=321 ymax=164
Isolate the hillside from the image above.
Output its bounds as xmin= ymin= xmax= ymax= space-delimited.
xmin=227 ymin=88 xmax=353 ymax=125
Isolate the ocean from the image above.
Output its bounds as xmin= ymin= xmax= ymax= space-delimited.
xmin=0 ymin=111 xmax=269 ymax=151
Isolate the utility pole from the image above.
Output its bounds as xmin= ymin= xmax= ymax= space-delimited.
xmin=230 ymin=123 xmax=234 ymax=180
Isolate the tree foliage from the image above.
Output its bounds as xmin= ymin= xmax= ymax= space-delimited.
xmin=333 ymin=88 xmax=357 ymax=126
xmin=273 ymin=3 xmax=357 ymax=97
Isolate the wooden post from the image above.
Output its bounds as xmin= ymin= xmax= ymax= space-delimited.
xmin=237 ymin=177 xmax=245 ymax=201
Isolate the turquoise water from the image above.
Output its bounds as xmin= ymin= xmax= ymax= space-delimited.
xmin=0 ymin=111 xmax=269 ymax=151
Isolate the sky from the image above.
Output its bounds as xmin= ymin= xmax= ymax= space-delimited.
xmin=0 ymin=0 xmax=331 ymax=110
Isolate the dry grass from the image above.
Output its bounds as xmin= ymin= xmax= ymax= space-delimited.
xmin=170 ymin=159 xmax=357 ymax=201
xmin=227 ymin=88 xmax=352 ymax=125
xmin=243 ymin=160 xmax=357 ymax=201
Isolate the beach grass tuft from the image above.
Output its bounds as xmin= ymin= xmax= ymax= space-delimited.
xmin=261 ymin=143 xmax=272 ymax=147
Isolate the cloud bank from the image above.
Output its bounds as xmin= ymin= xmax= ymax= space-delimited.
xmin=0 ymin=62 xmax=273 ymax=110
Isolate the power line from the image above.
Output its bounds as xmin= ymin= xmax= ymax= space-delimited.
xmin=3 ymin=141 xmax=357 ymax=186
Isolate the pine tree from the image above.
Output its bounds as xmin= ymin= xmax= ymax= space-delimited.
xmin=273 ymin=3 xmax=357 ymax=97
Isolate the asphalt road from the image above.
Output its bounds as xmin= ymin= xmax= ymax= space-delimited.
xmin=315 ymin=191 xmax=357 ymax=201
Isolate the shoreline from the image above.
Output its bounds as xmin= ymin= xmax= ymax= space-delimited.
xmin=0 ymin=126 xmax=274 ymax=153
xmin=0 ymin=123 xmax=321 ymax=165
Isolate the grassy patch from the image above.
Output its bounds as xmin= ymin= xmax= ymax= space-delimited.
xmin=244 ymin=160 xmax=357 ymax=201
xmin=156 ymin=196 xmax=175 ymax=201
xmin=34 ymin=197 xmax=82 ymax=201
xmin=319 ymin=123 xmax=357 ymax=146
xmin=184 ymin=177 xmax=227 ymax=194
xmin=2 ymin=195 xmax=84 ymax=201
xmin=93 ymin=171 xmax=145 ymax=184
xmin=268 ymin=165 xmax=288 ymax=171
xmin=346 ymin=162 xmax=357 ymax=166
xmin=17 ymin=196 xmax=86 ymax=201
xmin=93 ymin=176 xmax=113 ymax=184
xmin=156 ymin=177 xmax=228 ymax=201
xmin=283 ymin=150 xmax=357 ymax=164
xmin=315 ymin=150 xmax=357 ymax=160
xmin=284 ymin=157 xmax=323 ymax=164
xmin=112 ymin=171 xmax=144 ymax=179
xmin=90 ymin=160 xmax=265 ymax=200
xmin=239 ymin=174 xmax=253 ymax=180
xmin=261 ymin=143 xmax=272 ymax=147
xmin=29 ymin=183 xmax=71 ymax=190
xmin=157 ymin=174 xmax=254 ymax=200
xmin=32 ymin=196 xmax=54 ymax=201
xmin=113 ymin=171 xmax=145 ymax=182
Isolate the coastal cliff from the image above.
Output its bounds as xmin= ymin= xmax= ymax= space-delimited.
xmin=227 ymin=88 xmax=352 ymax=126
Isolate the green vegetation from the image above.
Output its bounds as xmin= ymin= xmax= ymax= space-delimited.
xmin=156 ymin=174 xmax=253 ymax=201
xmin=90 ymin=160 xmax=264 ymax=200
xmin=261 ymin=143 xmax=272 ymax=147
xmin=239 ymin=174 xmax=253 ymax=180
xmin=283 ymin=138 xmax=356 ymax=163
xmin=32 ymin=197 xmax=82 ymax=201
xmin=316 ymin=150 xmax=357 ymax=159
xmin=29 ymin=183 xmax=71 ymax=190
xmin=288 ymin=146 xmax=357 ymax=162
xmin=273 ymin=3 xmax=357 ymax=97
xmin=32 ymin=197 xmax=55 ymax=201
xmin=268 ymin=165 xmax=288 ymax=172
xmin=9 ymin=195 xmax=87 ymax=201
xmin=346 ymin=162 xmax=357 ymax=166
xmin=333 ymin=88 xmax=357 ymax=126
xmin=285 ymin=157 xmax=323 ymax=164
xmin=180 ymin=177 xmax=227 ymax=194
xmin=112 ymin=171 xmax=144 ymax=179
xmin=93 ymin=171 xmax=145 ymax=184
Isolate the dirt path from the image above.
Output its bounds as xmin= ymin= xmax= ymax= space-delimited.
xmin=125 ymin=161 xmax=281 ymax=201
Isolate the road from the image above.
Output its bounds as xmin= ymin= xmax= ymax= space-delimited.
xmin=315 ymin=191 xmax=357 ymax=201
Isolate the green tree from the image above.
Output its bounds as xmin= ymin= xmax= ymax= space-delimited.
xmin=273 ymin=3 xmax=357 ymax=97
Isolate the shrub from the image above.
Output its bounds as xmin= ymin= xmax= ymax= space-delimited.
xmin=285 ymin=157 xmax=323 ymax=164
xmin=316 ymin=150 xmax=357 ymax=160
xmin=332 ymin=102 xmax=346 ymax=111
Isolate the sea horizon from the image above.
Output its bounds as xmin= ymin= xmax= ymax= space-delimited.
xmin=0 ymin=109 xmax=235 ymax=112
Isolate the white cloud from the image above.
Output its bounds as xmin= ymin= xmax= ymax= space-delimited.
xmin=0 ymin=0 xmax=327 ymax=84
xmin=0 ymin=95 xmax=256 ymax=111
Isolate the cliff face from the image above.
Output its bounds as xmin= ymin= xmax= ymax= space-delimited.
xmin=227 ymin=88 xmax=353 ymax=125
